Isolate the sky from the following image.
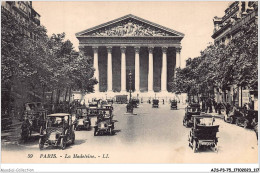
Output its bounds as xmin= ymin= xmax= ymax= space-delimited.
xmin=33 ymin=1 xmax=231 ymax=68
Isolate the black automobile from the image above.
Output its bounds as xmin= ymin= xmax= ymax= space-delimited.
xmin=170 ymin=100 xmax=178 ymax=110
xmin=74 ymin=107 xmax=91 ymax=131
xmin=88 ymin=102 xmax=99 ymax=116
xmin=39 ymin=113 xmax=75 ymax=150
xmin=94 ymin=108 xmax=115 ymax=136
xmin=183 ymin=103 xmax=200 ymax=127
xmin=188 ymin=114 xmax=219 ymax=153
xmin=130 ymin=99 xmax=139 ymax=108
xmin=152 ymin=99 xmax=159 ymax=108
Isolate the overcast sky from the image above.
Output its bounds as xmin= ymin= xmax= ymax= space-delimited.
xmin=33 ymin=1 xmax=230 ymax=67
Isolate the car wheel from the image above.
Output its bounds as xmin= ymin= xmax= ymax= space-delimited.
xmin=60 ymin=138 xmax=66 ymax=150
xmin=244 ymin=121 xmax=248 ymax=129
xmin=193 ymin=140 xmax=197 ymax=153
xmin=39 ymin=138 xmax=44 ymax=150
xmin=109 ymin=128 xmax=113 ymax=135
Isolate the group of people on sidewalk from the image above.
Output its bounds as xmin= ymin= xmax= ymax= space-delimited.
xmin=189 ymin=97 xmax=252 ymax=118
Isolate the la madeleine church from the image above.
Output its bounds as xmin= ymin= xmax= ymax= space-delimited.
xmin=75 ymin=14 xmax=184 ymax=101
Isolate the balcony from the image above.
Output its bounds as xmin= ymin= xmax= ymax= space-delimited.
xmin=231 ymin=9 xmax=257 ymax=34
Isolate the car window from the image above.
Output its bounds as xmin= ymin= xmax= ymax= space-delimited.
xmin=49 ymin=117 xmax=64 ymax=128
xmin=198 ymin=118 xmax=214 ymax=126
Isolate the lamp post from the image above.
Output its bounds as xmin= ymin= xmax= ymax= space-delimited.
xmin=126 ymin=71 xmax=134 ymax=114
xmin=129 ymin=71 xmax=132 ymax=102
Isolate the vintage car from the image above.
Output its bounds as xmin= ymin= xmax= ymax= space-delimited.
xmin=100 ymin=100 xmax=113 ymax=110
xmin=39 ymin=113 xmax=75 ymax=150
xmin=235 ymin=109 xmax=258 ymax=128
xmin=152 ymin=99 xmax=159 ymax=108
xmin=188 ymin=114 xmax=219 ymax=153
xmin=74 ymin=107 xmax=91 ymax=131
xmin=21 ymin=102 xmax=48 ymax=140
xmin=87 ymin=102 xmax=99 ymax=116
xmin=183 ymin=103 xmax=201 ymax=127
xmin=126 ymin=101 xmax=134 ymax=113
xmin=115 ymin=95 xmax=128 ymax=104
xmin=170 ymin=100 xmax=178 ymax=110
xmin=130 ymin=99 xmax=139 ymax=108
xmin=107 ymin=99 xmax=114 ymax=105
xmin=94 ymin=108 xmax=115 ymax=136
xmin=223 ymin=106 xmax=244 ymax=124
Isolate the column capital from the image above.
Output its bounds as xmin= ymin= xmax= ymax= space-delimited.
xmin=134 ymin=46 xmax=140 ymax=53
xmin=106 ymin=46 xmax=112 ymax=53
xmin=162 ymin=47 xmax=168 ymax=53
xmin=92 ymin=46 xmax=98 ymax=53
xmin=120 ymin=46 xmax=126 ymax=53
xmin=148 ymin=47 xmax=154 ymax=53
xmin=176 ymin=47 xmax=182 ymax=53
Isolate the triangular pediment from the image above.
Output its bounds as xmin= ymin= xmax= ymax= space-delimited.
xmin=76 ymin=14 xmax=184 ymax=37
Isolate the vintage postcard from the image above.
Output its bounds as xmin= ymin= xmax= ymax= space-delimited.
xmin=1 ymin=1 xmax=258 ymax=169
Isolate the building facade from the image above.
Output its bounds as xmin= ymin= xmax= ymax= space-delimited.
xmin=211 ymin=1 xmax=258 ymax=109
xmin=76 ymin=14 xmax=184 ymax=96
xmin=1 ymin=1 xmax=41 ymax=39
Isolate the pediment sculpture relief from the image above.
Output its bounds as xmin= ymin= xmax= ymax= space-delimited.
xmin=90 ymin=21 xmax=171 ymax=37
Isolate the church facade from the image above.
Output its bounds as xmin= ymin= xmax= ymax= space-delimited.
xmin=76 ymin=14 xmax=184 ymax=96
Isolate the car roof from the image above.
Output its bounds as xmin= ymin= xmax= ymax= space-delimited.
xmin=47 ymin=113 xmax=71 ymax=117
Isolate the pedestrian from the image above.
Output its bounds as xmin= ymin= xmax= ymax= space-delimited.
xmin=217 ymin=103 xmax=222 ymax=114
xmin=226 ymin=103 xmax=231 ymax=116
xmin=208 ymin=99 xmax=212 ymax=113
xmin=202 ymin=100 xmax=205 ymax=112
xmin=163 ymin=99 xmax=164 ymax=105
xmin=213 ymin=100 xmax=217 ymax=113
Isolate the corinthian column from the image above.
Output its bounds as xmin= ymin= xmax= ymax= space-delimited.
xmin=92 ymin=46 xmax=99 ymax=92
xmin=134 ymin=47 xmax=140 ymax=93
xmin=120 ymin=46 xmax=126 ymax=92
xmin=161 ymin=47 xmax=167 ymax=92
xmin=148 ymin=47 xmax=154 ymax=92
xmin=107 ymin=46 xmax=113 ymax=92
xmin=176 ymin=47 xmax=181 ymax=68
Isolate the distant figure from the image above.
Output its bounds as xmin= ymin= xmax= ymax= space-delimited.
xmin=202 ymin=100 xmax=206 ymax=112
xmin=163 ymin=99 xmax=165 ymax=105
xmin=217 ymin=103 xmax=222 ymax=115
xmin=208 ymin=99 xmax=212 ymax=113
xmin=226 ymin=103 xmax=231 ymax=116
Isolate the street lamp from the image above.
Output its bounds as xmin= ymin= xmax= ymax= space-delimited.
xmin=126 ymin=71 xmax=133 ymax=114
xmin=129 ymin=70 xmax=132 ymax=102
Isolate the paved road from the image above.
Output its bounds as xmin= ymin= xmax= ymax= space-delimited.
xmin=1 ymin=103 xmax=258 ymax=163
